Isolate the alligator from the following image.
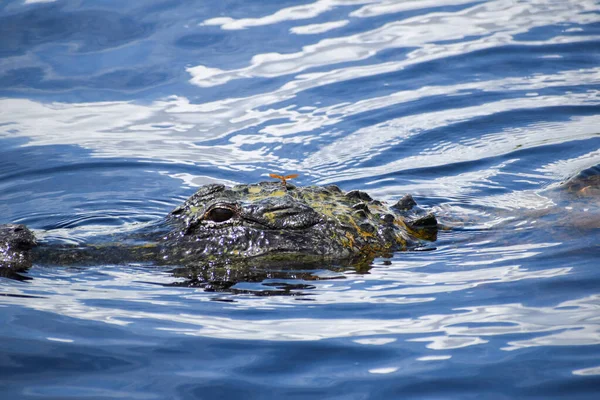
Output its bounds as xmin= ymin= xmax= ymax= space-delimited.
xmin=0 ymin=180 xmax=438 ymax=286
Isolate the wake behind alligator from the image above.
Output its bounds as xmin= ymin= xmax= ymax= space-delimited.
xmin=0 ymin=180 xmax=438 ymax=287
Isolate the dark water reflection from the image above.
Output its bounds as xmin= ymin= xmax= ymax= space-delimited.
xmin=1 ymin=0 xmax=600 ymax=398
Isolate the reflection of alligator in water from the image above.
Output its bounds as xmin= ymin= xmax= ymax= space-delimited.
xmin=1 ymin=181 xmax=438 ymax=287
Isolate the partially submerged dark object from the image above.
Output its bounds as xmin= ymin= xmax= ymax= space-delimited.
xmin=2 ymin=166 xmax=598 ymax=289
xmin=0 ymin=180 xmax=438 ymax=284
xmin=0 ymin=224 xmax=36 ymax=279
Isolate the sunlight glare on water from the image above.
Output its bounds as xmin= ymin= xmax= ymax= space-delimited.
xmin=1 ymin=0 xmax=600 ymax=398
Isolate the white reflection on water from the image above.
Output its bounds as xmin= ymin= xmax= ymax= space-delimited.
xmin=409 ymin=335 xmax=488 ymax=350
xmin=1 ymin=67 xmax=598 ymax=186
xmin=202 ymin=0 xmax=372 ymax=30
xmin=368 ymin=367 xmax=399 ymax=374
xmin=2 ymin=0 xmax=598 ymax=192
xmin=201 ymin=0 xmax=479 ymax=31
xmin=417 ymin=355 xmax=453 ymax=361
xmin=350 ymin=0 xmax=480 ymax=18
xmin=538 ymin=148 xmax=600 ymax=182
xmin=573 ymin=365 xmax=600 ymax=376
xmin=304 ymin=97 xmax=600 ymax=182
xmin=0 ymin=97 xmax=278 ymax=168
xmin=0 ymin=257 xmax=574 ymax=341
xmin=190 ymin=0 xmax=598 ymax=86
xmin=23 ymin=0 xmax=56 ymax=4
xmin=353 ymin=338 xmax=397 ymax=345
xmin=2 ymin=271 xmax=598 ymax=354
xmin=290 ymin=20 xmax=350 ymax=35
xmin=157 ymin=293 xmax=600 ymax=350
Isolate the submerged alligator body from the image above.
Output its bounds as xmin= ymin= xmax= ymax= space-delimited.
xmin=0 ymin=181 xmax=438 ymax=281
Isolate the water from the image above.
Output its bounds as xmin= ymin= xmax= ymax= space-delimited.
xmin=1 ymin=0 xmax=599 ymax=398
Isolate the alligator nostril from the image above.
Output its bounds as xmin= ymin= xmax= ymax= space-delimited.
xmin=346 ymin=190 xmax=373 ymax=202
xmin=171 ymin=206 xmax=184 ymax=215
xmin=393 ymin=194 xmax=417 ymax=211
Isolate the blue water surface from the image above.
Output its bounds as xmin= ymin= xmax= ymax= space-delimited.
xmin=1 ymin=0 xmax=600 ymax=398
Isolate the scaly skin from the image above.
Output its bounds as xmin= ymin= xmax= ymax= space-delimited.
xmin=0 ymin=181 xmax=438 ymax=281
xmin=0 ymin=224 xmax=36 ymax=277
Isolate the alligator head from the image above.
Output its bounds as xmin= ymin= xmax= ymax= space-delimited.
xmin=0 ymin=181 xmax=437 ymax=287
xmin=160 ymin=181 xmax=437 ymax=270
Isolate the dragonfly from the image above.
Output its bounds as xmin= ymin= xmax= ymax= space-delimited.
xmin=269 ymin=173 xmax=299 ymax=186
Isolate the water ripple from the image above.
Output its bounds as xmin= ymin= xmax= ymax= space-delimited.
xmin=1 ymin=0 xmax=599 ymax=396
xmin=190 ymin=0 xmax=598 ymax=86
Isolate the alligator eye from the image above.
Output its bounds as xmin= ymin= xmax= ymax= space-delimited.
xmin=204 ymin=207 xmax=235 ymax=223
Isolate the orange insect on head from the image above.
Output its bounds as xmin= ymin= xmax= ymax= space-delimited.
xmin=269 ymin=173 xmax=299 ymax=185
